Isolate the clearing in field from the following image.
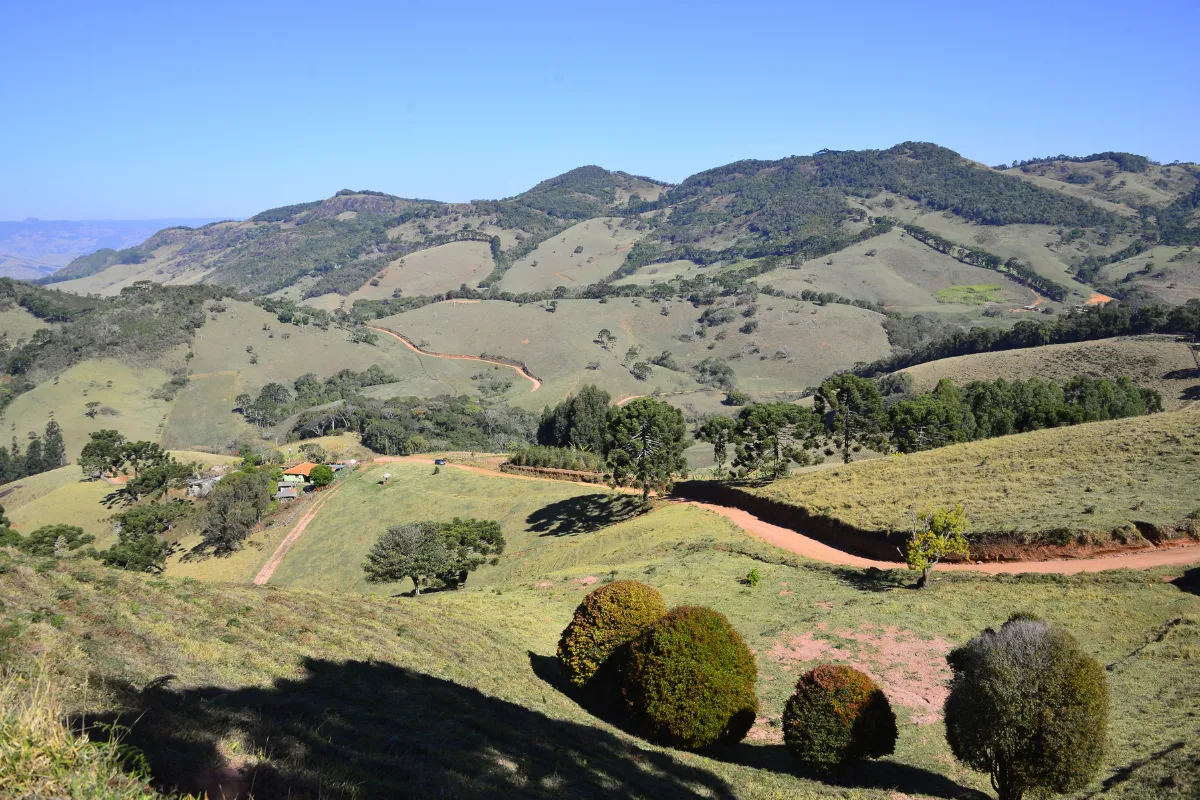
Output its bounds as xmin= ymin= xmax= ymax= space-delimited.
xmin=498 ymin=217 xmax=643 ymax=293
xmin=751 ymin=407 xmax=1200 ymax=535
xmin=2 ymin=358 xmax=171 ymax=459
xmin=933 ymin=284 xmax=1006 ymax=304
xmin=900 ymin=336 xmax=1200 ymax=410
xmin=348 ymin=241 xmax=495 ymax=300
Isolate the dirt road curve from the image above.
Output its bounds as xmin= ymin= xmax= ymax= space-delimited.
xmin=253 ymin=486 xmax=341 ymax=585
xmin=366 ymin=325 xmax=542 ymax=392
xmin=394 ymin=457 xmax=1200 ymax=575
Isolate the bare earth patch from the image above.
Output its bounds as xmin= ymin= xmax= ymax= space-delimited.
xmin=765 ymin=624 xmax=952 ymax=724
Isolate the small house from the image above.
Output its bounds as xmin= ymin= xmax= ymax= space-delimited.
xmin=282 ymin=461 xmax=320 ymax=483
xmin=274 ymin=484 xmax=299 ymax=502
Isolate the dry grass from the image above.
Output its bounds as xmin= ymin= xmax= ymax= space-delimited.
xmin=498 ymin=217 xmax=643 ymax=293
xmin=347 ymin=241 xmax=494 ymax=300
xmin=901 ymin=335 xmax=1200 ymax=411
xmin=752 ymin=407 xmax=1200 ymax=534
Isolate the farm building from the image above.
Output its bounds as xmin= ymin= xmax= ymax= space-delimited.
xmin=274 ymin=484 xmax=300 ymax=502
xmin=282 ymin=462 xmax=321 ymax=483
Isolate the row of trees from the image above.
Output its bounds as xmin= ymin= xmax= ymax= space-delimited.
xmin=903 ymin=224 xmax=1069 ymax=301
xmin=236 ymin=366 xmax=398 ymax=428
xmin=696 ymin=372 xmax=1161 ymax=479
xmin=0 ymin=419 xmax=66 ymax=484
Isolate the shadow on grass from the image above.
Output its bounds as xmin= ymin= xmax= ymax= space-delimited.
xmin=85 ymin=657 xmax=739 ymax=799
xmin=829 ymin=566 xmax=915 ymax=593
xmin=526 ymin=493 xmax=647 ymax=537
xmin=526 ymin=653 xmax=984 ymax=800
xmin=1181 ymin=384 xmax=1200 ymax=402
xmin=1171 ymin=566 xmax=1200 ymax=595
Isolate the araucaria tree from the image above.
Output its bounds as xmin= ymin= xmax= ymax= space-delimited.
xmin=198 ymin=470 xmax=274 ymax=554
xmin=362 ymin=517 xmax=505 ymax=594
xmin=815 ymin=374 xmax=888 ymax=462
xmin=605 ymin=398 xmax=689 ymax=500
xmin=695 ymin=416 xmax=737 ymax=478
xmin=945 ymin=616 xmax=1109 ymax=800
xmin=906 ymin=504 xmax=970 ymax=588
xmin=732 ymin=403 xmax=820 ymax=478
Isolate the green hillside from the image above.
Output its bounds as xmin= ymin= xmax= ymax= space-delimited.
xmin=3 ymin=459 xmax=1198 ymax=798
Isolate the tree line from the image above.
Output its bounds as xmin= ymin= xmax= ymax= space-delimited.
xmin=0 ymin=419 xmax=66 ymax=484
xmin=235 ymin=366 xmax=398 ymax=429
xmin=902 ymin=224 xmax=1069 ymax=301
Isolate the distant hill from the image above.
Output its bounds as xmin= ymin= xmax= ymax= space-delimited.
xmin=0 ymin=217 xmax=224 ymax=280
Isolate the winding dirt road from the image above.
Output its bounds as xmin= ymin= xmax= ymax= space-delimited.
xmin=366 ymin=325 xmax=542 ymax=392
xmin=391 ymin=458 xmax=1200 ymax=575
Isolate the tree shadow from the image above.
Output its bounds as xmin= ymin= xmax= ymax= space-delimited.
xmin=1163 ymin=368 xmax=1200 ymax=380
xmin=527 ymin=653 xmax=984 ymax=800
xmin=704 ymin=742 xmax=989 ymax=800
xmin=828 ymin=566 xmax=915 ymax=593
xmin=83 ymin=657 xmax=739 ymax=799
xmin=1171 ymin=566 xmax=1200 ymax=595
xmin=526 ymin=494 xmax=647 ymax=537
xmin=1180 ymin=385 xmax=1200 ymax=402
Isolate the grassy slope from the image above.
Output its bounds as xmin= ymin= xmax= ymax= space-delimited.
xmin=752 ymin=408 xmax=1200 ymax=534
xmin=375 ymin=296 xmax=890 ymax=406
xmin=900 ymin=336 xmax=1200 ymax=411
xmin=1099 ymin=243 xmax=1200 ymax=305
xmin=498 ymin=217 xmax=644 ymax=293
xmin=3 ymin=359 xmax=171 ymax=460
xmin=0 ymin=305 xmax=53 ymax=340
xmin=1002 ymin=159 xmax=1198 ymax=211
xmin=2 ymin=466 xmax=1198 ymax=798
xmin=751 ymin=226 xmax=1039 ymax=315
xmin=346 ymin=241 xmax=495 ymax=300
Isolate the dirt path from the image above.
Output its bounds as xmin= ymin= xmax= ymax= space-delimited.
xmin=615 ymin=394 xmax=646 ymax=406
xmin=682 ymin=499 xmax=1200 ymax=575
xmin=253 ymin=486 xmax=341 ymax=585
xmin=366 ymin=325 xmax=542 ymax=391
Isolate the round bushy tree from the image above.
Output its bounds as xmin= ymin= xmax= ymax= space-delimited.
xmin=945 ymin=616 xmax=1109 ymax=800
xmin=781 ymin=664 xmax=897 ymax=770
xmin=622 ymin=606 xmax=758 ymax=749
xmin=557 ymin=580 xmax=667 ymax=688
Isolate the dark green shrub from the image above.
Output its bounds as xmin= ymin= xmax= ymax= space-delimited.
xmin=557 ymin=580 xmax=667 ymax=688
xmin=945 ymin=616 xmax=1109 ymax=800
xmin=781 ymin=664 xmax=897 ymax=770
xmin=622 ymin=606 xmax=758 ymax=749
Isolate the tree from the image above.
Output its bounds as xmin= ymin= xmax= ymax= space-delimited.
xmin=79 ymin=430 xmax=127 ymax=476
xmin=815 ymin=375 xmax=889 ymax=462
xmin=119 ymin=459 xmax=196 ymax=503
xmin=606 ymin=398 xmax=689 ymax=500
xmin=538 ymin=385 xmax=611 ymax=453
xmin=97 ymin=502 xmax=190 ymax=573
xmin=696 ymin=416 xmax=738 ymax=478
xmin=23 ymin=436 xmax=43 ymax=477
xmin=889 ymin=380 xmax=974 ymax=453
xmin=122 ymin=441 xmax=170 ymax=476
xmin=945 ymin=617 xmax=1109 ymax=800
xmin=198 ymin=470 xmax=273 ymax=554
xmin=362 ymin=521 xmax=453 ymax=595
xmin=85 ymin=401 xmax=101 ymax=418
xmin=733 ymin=403 xmax=821 ymax=478
xmin=309 ymin=464 xmax=335 ymax=487
xmin=19 ymin=524 xmax=94 ymax=557
xmin=437 ymin=517 xmax=505 ymax=588
xmin=907 ymin=504 xmax=970 ymax=588
xmin=41 ymin=420 xmax=66 ymax=471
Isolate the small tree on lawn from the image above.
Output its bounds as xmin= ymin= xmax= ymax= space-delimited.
xmin=606 ymin=398 xmax=689 ymax=501
xmin=309 ymin=464 xmax=335 ymax=487
xmin=696 ymin=416 xmax=738 ymax=478
xmin=907 ymin=504 xmax=969 ymax=588
xmin=945 ymin=616 xmax=1109 ymax=800
xmin=362 ymin=521 xmax=453 ymax=595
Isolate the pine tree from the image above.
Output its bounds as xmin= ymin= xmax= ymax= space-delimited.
xmin=42 ymin=420 xmax=66 ymax=470
xmin=23 ymin=436 xmax=44 ymax=478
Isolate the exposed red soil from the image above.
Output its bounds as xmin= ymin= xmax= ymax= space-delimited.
xmin=252 ymin=485 xmax=341 ymax=585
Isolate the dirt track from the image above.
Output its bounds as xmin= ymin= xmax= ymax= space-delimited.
xmin=366 ymin=325 xmax=542 ymax=391
xmin=394 ymin=457 xmax=1200 ymax=575
xmin=253 ymin=485 xmax=341 ymax=585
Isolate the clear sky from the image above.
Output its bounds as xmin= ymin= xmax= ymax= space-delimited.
xmin=3 ymin=0 xmax=1197 ymax=220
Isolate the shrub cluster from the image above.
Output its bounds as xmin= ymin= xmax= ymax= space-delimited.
xmin=621 ymin=606 xmax=758 ymax=749
xmin=509 ymin=445 xmax=605 ymax=473
xmin=782 ymin=665 xmax=897 ymax=770
xmin=556 ymin=580 xmax=666 ymax=688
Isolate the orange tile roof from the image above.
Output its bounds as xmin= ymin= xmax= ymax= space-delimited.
xmin=282 ymin=461 xmax=320 ymax=477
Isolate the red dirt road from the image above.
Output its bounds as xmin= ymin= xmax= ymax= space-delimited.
xmin=366 ymin=325 xmax=541 ymax=391
xmin=253 ymin=486 xmax=341 ymax=585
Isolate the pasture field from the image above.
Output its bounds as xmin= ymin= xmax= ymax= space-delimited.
xmin=375 ymin=296 xmax=890 ymax=406
xmin=498 ymin=217 xmax=644 ymax=293
xmin=900 ymin=335 xmax=1200 ymax=410
xmin=0 ymin=305 xmax=52 ymax=340
xmin=751 ymin=226 xmax=1036 ymax=314
xmin=612 ymin=258 xmax=705 ymax=286
xmin=52 ymin=242 xmax=210 ymax=296
xmin=3 ymin=456 xmax=1198 ymax=797
xmin=752 ymin=407 xmax=1200 ymax=534
xmin=347 ymin=241 xmax=495 ymax=300
xmin=1099 ymin=244 xmax=1200 ymax=305
xmin=2 ymin=358 xmax=171 ymax=459
xmin=160 ymin=371 xmax=249 ymax=451
xmin=933 ymin=284 xmax=1005 ymax=304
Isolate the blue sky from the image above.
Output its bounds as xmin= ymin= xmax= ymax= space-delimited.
xmin=3 ymin=0 xmax=1197 ymax=220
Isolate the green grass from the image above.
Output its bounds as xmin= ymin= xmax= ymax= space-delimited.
xmin=498 ymin=217 xmax=644 ymax=294
xmin=2 ymin=359 xmax=171 ymax=461
xmin=751 ymin=407 xmax=1200 ymax=535
xmin=0 ymin=305 xmax=53 ymax=341
xmin=2 ymin=462 xmax=1198 ymax=798
xmin=901 ymin=335 xmax=1200 ymax=411
xmin=933 ymin=284 xmax=1005 ymax=304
